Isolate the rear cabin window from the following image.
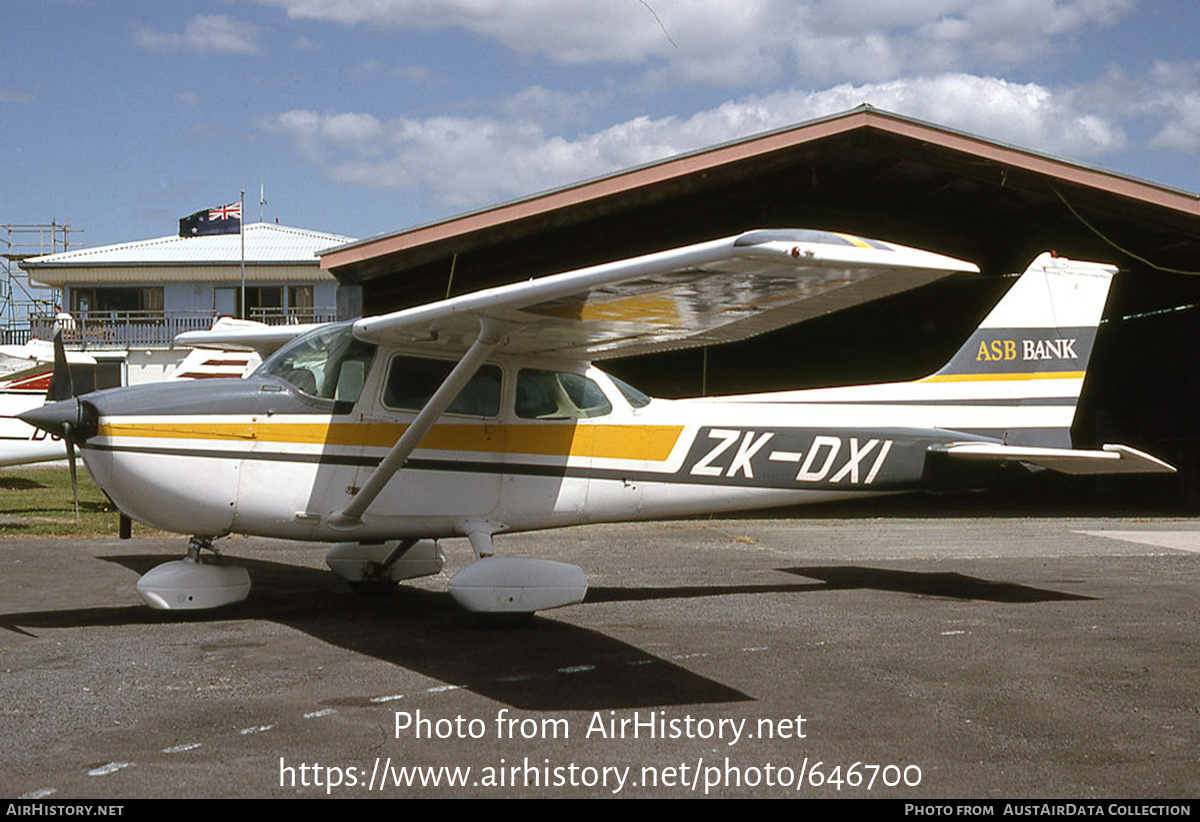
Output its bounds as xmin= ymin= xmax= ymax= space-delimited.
xmin=384 ymin=356 xmax=502 ymax=417
xmin=516 ymin=369 xmax=612 ymax=419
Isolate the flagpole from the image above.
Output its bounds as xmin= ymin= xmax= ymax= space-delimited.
xmin=240 ymin=190 xmax=246 ymax=320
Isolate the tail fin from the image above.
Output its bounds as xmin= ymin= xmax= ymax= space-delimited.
xmin=918 ymin=253 xmax=1117 ymax=447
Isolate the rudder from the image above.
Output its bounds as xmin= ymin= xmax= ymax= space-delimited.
xmin=919 ymin=252 xmax=1117 ymax=447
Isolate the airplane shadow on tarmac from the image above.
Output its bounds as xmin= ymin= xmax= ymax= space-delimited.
xmin=586 ymin=566 xmax=1094 ymax=604
xmin=1 ymin=553 xmax=751 ymax=711
xmin=0 ymin=554 xmax=1090 ymax=710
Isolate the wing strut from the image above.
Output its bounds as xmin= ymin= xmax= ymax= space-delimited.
xmin=328 ymin=316 xmax=509 ymax=529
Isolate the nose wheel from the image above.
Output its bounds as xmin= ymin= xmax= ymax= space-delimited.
xmin=136 ymin=535 xmax=250 ymax=610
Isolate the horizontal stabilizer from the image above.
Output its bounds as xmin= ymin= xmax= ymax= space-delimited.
xmin=175 ymin=317 xmax=320 ymax=355
xmin=933 ymin=442 xmax=1176 ymax=475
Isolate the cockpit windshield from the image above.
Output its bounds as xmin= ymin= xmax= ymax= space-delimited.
xmin=256 ymin=322 xmax=376 ymax=403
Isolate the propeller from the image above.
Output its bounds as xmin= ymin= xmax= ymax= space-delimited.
xmin=46 ymin=331 xmax=81 ymax=520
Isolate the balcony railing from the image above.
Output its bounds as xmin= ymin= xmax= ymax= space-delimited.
xmin=247 ymin=306 xmax=333 ymax=324
xmin=14 ymin=307 xmax=337 ymax=347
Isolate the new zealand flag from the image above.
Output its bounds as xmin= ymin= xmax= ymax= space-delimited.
xmin=179 ymin=202 xmax=242 ymax=237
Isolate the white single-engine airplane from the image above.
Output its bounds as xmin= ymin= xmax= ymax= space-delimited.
xmin=19 ymin=229 xmax=1174 ymax=617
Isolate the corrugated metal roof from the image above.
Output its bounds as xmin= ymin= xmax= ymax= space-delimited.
xmin=29 ymin=265 xmax=334 ymax=286
xmin=23 ymin=222 xmax=353 ymax=268
xmin=321 ymin=104 xmax=1200 ymax=282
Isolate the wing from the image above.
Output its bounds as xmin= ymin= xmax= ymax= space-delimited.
xmin=352 ymin=229 xmax=979 ymax=359
xmin=0 ymin=339 xmax=97 ymax=365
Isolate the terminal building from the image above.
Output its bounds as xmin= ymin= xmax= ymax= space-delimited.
xmin=19 ymin=221 xmax=350 ymax=387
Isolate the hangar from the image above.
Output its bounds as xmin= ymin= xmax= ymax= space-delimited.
xmin=320 ymin=106 xmax=1200 ymax=507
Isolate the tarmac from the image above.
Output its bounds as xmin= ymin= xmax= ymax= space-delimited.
xmin=1 ymin=511 xmax=1198 ymax=799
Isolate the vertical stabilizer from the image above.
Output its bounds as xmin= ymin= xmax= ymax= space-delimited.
xmin=918 ymin=253 xmax=1117 ymax=447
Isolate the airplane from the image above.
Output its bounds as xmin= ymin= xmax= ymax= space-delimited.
xmin=18 ymin=229 xmax=1175 ymax=618
xmin=0 ymin=340 xmax=98 ymax=467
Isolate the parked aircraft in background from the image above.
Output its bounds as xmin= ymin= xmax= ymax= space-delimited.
xmin=0 ymin=321 xmax=262 ymax=468
xmin=0 ymin=341 xmax=97 ymax=467
xmin=19 ymin=230 xmax=1174 ymax=617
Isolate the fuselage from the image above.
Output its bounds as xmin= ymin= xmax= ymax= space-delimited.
xmin=16 ymin=246 xmax=1112 ymax=544
xmin=65 ymin=340 xmax=1021 ymax=541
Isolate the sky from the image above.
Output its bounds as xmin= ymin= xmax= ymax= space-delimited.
xmin=3 ymin=0 xmax=1200 ymax=250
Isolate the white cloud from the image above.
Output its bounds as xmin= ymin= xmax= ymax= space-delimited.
xmin=1075 ymin=60 xmax=1200 ymax=153
xmin=133 ymin=15 xmax=262 ymax=55
xmin=347 ymin=61 xmax=433 ymax=84
xmin=255 ymin=0 xmax=1134 ymax=85
xmin=259 ymin=73 xmax=1126 ymax=209
xmin=501 ymin=86 xmax=613 ymax=129
xmin=1133 ymin=62 xmax=1200 ymax=152
xmin=0 ymin=83 xmax=41 ymax=103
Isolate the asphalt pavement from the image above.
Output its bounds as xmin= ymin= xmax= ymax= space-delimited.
xmin=2 ymin=514 xmax=1198 ymax=798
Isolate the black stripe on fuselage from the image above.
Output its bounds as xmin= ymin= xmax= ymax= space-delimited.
xmin=86 ymin=425 xmax=981 ymax=492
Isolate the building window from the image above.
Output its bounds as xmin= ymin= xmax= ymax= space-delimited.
xmin=215 ymin=286 xmax=285 ymax=320
xmin=70 ymin=286 xmax=164 ymax=315
xmin=246 ymin=286 xmax=283 ymax=320
xmin=289 ymin=285 xmax=314 ymax=310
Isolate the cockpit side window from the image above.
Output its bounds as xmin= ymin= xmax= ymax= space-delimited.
xmin=256 ymin=323 xmax=377 ymax=403
xmin=384 ymin=356 xmax=502 ymax=417
xmin=516 ymin=369 xmax=612 ymax=419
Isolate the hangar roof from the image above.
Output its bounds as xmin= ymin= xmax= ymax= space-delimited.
xmin=321 ymin=105 xmax=1200 ymax=302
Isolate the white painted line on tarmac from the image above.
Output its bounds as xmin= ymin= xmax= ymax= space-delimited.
xmin=162 ymin=742 xmax=201 ymax=753
xmin=88 ymin=762 xmax=133 ymax=776
xmin=1081 ymin=530 xmax=1200 ymax=554
xmin=239 ymin=724 xmax=275 ymax=735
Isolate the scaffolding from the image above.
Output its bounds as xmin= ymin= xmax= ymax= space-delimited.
xmin=0 ymin=220 xmax=78 ymax=344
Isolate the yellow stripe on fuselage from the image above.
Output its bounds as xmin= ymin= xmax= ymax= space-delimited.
xmin=97 ymin=420 xmax=685 ymax=462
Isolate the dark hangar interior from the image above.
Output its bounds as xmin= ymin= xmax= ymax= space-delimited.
xmin=323 ymin=107 xmax=1200 ymax=509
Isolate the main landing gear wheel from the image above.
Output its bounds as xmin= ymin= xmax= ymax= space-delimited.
xmin=136 ymin=536 xmax=250 ymax=610
xmin=325 ymin=539 xmax=445 ymax=594
xmin=448 ymin=557 xmax=588 ymax=623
